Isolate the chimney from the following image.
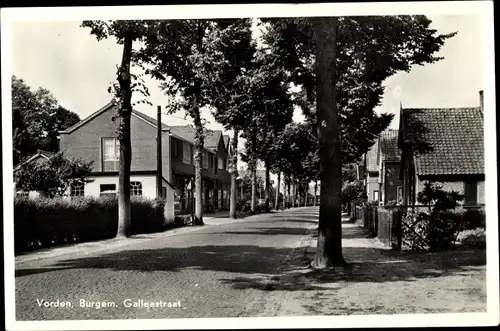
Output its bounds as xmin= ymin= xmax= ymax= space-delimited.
xmin=479 ymin=90 xmax=484 ymax=112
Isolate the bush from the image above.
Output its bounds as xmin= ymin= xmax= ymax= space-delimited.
xmin=14 ymin=195 xmax=174 ymax=255
xmin=457 ymin=228 xmax=486 ymax=249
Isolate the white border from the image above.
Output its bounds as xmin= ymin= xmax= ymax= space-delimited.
xmin=2 ymin=2 xmax=498 ymax=330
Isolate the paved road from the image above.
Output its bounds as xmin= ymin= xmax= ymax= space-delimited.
xmin=14 ymin=207 xmax=319 ymax=320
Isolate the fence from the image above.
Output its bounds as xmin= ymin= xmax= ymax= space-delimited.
xmin=349 ymin=203 xmax=485 ymax=251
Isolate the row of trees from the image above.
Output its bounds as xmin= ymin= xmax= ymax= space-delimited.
xmin=81 ymin=16 xmax=454 ymax=267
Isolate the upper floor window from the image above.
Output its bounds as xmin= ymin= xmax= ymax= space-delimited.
xmin=171 ymin=139 xmax=179 ymax=158
xmin=373 ymin=190 xmax=379 ymax=201
xmin=70 ymin=182 xmax=85 ymax=197
xmin=218 ymin=157 xmax=225 ymax=170
xmin=203 ymin=151 xmax=209 ymax=169
xmin=397 ymin=186 xmax=403 ymax=203
xmin=102 ymin=138 xmax=119 ymax=171
xmin=130 ymin=181 xmax=143 ymax=196
xmin=183 ymin=142 xmax=192 ymax=164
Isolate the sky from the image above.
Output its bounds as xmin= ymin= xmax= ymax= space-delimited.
xmin=10 ymin=14 xmax=485 ymax=170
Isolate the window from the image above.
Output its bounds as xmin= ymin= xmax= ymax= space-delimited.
xmin=183 ymin=142 xmax=191 ymax=164
xmin=100 ymin=184 xmax=117 ymax=196
xmin=130 ymin=181 xmax=143 ymax=196
xmin=102 ymin=138 xmax=119 ymax=171
xmin=218 ymin=157 xmax=224 ymax=170
xmin=203 ymin=151 xmax=209 ymax=169
xmin=70 ymin=182 xmax=85 ymax=197
xmin=172 ymin=139 xmax=179 ymax=158
xmin=464 ymin=180 xmax=478 ymax=205
xmin=397 ymin=186 xmax=403 ymax=203
xmin=373 ymin=190 xmax=379 ymax=201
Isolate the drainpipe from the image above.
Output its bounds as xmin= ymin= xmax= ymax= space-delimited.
xmin=157 ymin=105 xmax=162 ymax=198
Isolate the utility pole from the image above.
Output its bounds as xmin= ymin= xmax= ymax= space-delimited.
xmin=156 ymin=105 xmax=162 ymax=198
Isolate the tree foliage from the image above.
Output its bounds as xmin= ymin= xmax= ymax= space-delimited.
xmin=261 ymin=16 xmax=456 ymax=164
xmin=12 ymin=76 xmax=80 ymax=165
xmin=15 ymin=152 xmax=94 ymax=198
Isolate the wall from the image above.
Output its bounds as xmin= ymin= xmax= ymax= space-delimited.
xmin=366 ymin=172 xmax=380 ymax=202
xmin=478 ymin=180 xmax=485 ymax=204
xmin=60 ymin=105 xmax=159 ymax=172
xmin=416 ymin=176 xmax=485 ymax=205
xmin=384 ymin=162 xmax=403 ymax=204
xmin=84 ymin=175 xmax=157 ymax=198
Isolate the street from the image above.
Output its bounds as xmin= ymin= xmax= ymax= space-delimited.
xmin=15 ymin=207 xmax=319 ymax=320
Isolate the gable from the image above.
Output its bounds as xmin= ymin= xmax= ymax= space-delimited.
xmin=402 ymin=107 xmax=484 ymax=176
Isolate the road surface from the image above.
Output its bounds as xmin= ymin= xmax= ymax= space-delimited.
xmin=14 ymin=207 xmax=319 ymax=320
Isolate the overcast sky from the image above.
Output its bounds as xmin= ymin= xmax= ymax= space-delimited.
xmin=10 ymin=15 xmax=485 ymax=165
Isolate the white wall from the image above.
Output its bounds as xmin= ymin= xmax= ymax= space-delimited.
xmin=85 ymin=175 xmax=157 ymax=198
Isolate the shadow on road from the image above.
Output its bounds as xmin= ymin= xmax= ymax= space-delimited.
xmin=211 ymin=227 xmax=311 ymax=236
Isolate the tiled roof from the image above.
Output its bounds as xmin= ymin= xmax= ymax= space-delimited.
xmin=365 ymin=139 xmax=379 ymax=172
xmin=379 ymin=129 xmax=401 ymax=162
xmin=402 ymin=107 xmax=484 ymax=175
xmin=170 ymin=125 xmax=223 ymax=150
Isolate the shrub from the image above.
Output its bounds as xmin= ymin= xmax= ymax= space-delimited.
xmin=14 ymin=195 xmax=175 ymax=255
xmin=457 ymin=228 xmax=486 ymax=249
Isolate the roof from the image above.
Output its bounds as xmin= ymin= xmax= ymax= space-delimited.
xmin=365 ymin=139 xmax=379 ymax=172
xmin=402 ymin=107 xmax=484 ymax=176
xmin=60 ymin=100 xmax=170 ymax=134
xmin=131 ymin=109 xmax=170 ymax=131
xmin=379 ymin=129 xmax=401 ymax=162
xmin=170 ymin=126 xmax=224 ymax=152
xmin=14 ymin=149 xmax=55 ymax=171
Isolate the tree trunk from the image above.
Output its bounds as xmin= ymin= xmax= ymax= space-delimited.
xmin=275 ymin=172 xmax=281 ymax=210
xmin=251 ymin=165 xmax=256 ymax=213
xmin=297 ymin=180 xmax=301 ymax=208
xmin=116 ymin=31 xmax=133 ymax=238
xmin=193 ymin=87 xmax=204 ymax=226
xmin=313 ymin=17 xmax=347 ymax=268
xmin=313 ymin=180 xmax=318 ymax=206
xmin=264 ymin=159 xmax=271 ymax=212
xmin=229 ymin=129 xmax=239 ymax=219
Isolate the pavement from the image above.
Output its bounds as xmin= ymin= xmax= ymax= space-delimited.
xmin=13 ymin=207 xmax=486 ymax=320
xmin=14 ymin=207 xmax=320 ymax=320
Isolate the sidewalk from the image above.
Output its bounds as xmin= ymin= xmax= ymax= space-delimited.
xmin=15 ymin=210 xmax=266 ymax=265
xmin=255 ymin=216 xmax=487 ymax=316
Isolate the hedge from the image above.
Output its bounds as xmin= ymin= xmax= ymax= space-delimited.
xmin=14 ymin=195 xmax=178 ymax=255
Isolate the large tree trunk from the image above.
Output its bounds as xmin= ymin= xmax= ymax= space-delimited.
xmin=229 ymin=129 xmax=239 ymax=219
xmin=264 ymin=159 xmax=271 ymax=212
xmin=193 ymin=88 xmax=204 ymax=226
xmin=313 ymin=17 xmax=347 ymax=268
xmin=116 ymin=31 xmax=133 ymax=238
xmin=275 ymin=172 xmax=281 ymax=210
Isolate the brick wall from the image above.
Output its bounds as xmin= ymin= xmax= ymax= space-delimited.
xmin=477 ymin=180 xmax=485 ymax=204
xmin=417 ymin=177 xmax=485 ymax=205
xmin=60 ymin=105 xmax=160 ymax=172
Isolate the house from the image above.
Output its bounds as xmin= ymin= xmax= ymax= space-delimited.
xmin=168 ymin=125 xmax=231 ymax=213
xmin=398 ymin=91 xmax=485 ymax=207
xmin=59 ymin=100 xmax=232 ymax=222
xmin=378 ymin=129 xmax=403 ymax=204
xmin=13 ymin=149 xmax=56 ymax=198
xmin=363 ymin=138 xmax=380 ymax=202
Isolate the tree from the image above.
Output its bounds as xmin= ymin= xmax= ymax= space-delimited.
xmin=81 ymin=20 xmax=152 ymax=237
xmin=202 ymin=19 xmax=256 ymax=219
xmin=15 ymin=152 xmax=93 ymax=198
xmin=261 ymin=15 xmax=456 ymax=268
xmin=11 ymin=76 xmax=80 ymax=165
xmin=135 ymin=19 xmax=257 ymax=224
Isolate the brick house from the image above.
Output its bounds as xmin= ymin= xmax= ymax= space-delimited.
xmin=59 ymin=100 xmax=232 ymax=221
xmin=398 ymin=91 xmax=485 ymax=207
xmin=168 ymin=125 xmax=232 ymax=213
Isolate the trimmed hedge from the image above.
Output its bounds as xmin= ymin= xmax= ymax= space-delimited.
xmin=14 ymin=196 xmax=176 ymax=255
